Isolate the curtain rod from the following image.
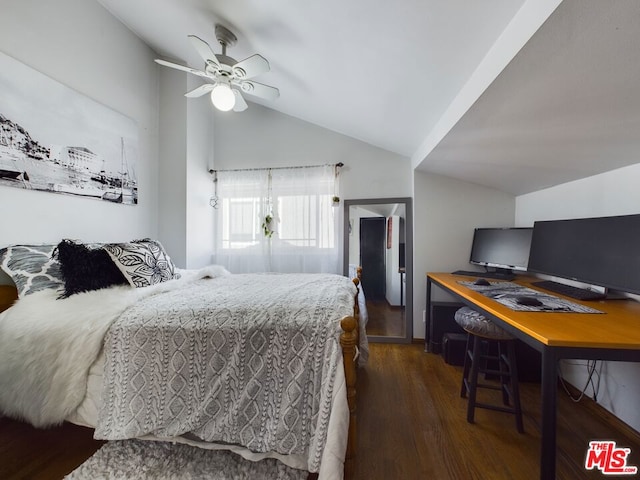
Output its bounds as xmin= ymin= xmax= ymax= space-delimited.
xmin=208 ymin=162 xmax=343 ymax=175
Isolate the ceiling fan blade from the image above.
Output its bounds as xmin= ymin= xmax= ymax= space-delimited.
xmin=185 ymin=84 xmax=214 ymax=98
xmin=188 ymin=35 xmax=220 ymax=68
xmin=233 ymin=90 xmax=248 ymax=112
xmin=232 ymin=54 xmax=270 ymax=79
xmin=235 ymin=80 xmax=280 ymax=101
xmin=155 ymin=59 xmax=210 ymax=79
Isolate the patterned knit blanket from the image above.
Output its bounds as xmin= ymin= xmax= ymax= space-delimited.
xmin=95 ymin=273 xmax=356 ymax=473
xmin=65 ymin=439 xmax=309 ymax=480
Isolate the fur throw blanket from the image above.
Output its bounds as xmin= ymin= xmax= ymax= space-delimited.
xmin=0 ymin=265 xmax=229 ymax=427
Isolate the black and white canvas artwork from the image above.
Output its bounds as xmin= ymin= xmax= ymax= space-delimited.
xmin=0 ymin=51 xmax=138 ymax=205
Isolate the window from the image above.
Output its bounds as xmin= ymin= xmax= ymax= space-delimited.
xmin=213 ymin=165 xmax=340 ymax=273
xmin=223 ymin=197 xmax=261 ymax=247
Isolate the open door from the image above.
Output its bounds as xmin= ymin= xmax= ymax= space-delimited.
xmin=359 ymin=217 xmax=386 ymax=300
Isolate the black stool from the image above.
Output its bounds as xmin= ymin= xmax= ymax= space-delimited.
xmin=454 ymin=307 xmax=524 ymax=433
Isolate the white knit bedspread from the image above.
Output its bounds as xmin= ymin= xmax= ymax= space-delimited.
xmin=94 ymin=273 xmax=357 ymax=474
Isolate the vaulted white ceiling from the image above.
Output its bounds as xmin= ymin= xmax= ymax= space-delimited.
xmin=97 ymin=0 xmax=640 ymax=196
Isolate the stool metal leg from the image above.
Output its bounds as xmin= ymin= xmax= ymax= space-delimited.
xmin=498 ymin=341 xmax=510 ymax=406
xmin=466 ymin=334 xmax=483 ymax=424
xmin=460 ymin=333 xmax=473 ymax=398
xmin=507 ymin=340 xmax=524 ymax=433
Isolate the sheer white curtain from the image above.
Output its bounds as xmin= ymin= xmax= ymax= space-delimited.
xmin=213 ymin=165 xmax=340 ymax=274
xmin=269 ymin=165 xmax=339 ymax=273
xmin=213 ymin=169 xmax=270 ymax=273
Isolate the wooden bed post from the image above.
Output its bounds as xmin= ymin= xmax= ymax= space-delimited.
xmin=340 ymin=314 xmax=358 ymax=479
xmin=339 ymin=272 xmax=362 ymax=478
xmin=0 ymin=286 xmax=18 ymax=313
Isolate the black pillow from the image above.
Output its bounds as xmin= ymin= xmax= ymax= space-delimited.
xmin=53 ymin=239 xmax=128 ymax=298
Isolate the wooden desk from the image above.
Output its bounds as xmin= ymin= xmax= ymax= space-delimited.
xmin=426 ymin=272 xmax=640 ymax=480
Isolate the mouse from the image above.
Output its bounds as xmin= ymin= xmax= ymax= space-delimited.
xmin=473 ymin=278 xmax=491 ymax=286
xmin=515 ymin=295 xmax=543 ymax=307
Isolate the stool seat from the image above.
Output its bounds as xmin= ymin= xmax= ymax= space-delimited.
xmin=454 ymin=306 xmax=524 ymax=433
xmin=454 ymin=306 xmax=513 ymax=340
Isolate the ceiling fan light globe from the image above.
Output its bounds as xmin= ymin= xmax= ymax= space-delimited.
xmin=210 ymin=84 xmax=235 ymax=111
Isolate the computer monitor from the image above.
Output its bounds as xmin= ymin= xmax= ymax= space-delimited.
xmin=527 ymin=214 xmax=640 ymax=295
xmin=469 ymin=227 xmax=533 ymax=274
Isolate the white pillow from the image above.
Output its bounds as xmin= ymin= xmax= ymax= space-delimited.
xmin=103 ymin=238 xmax=180 ymax=288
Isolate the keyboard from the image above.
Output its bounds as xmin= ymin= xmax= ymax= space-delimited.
xmin=531 ymin=280 xmax=606 ymax=301
xmin=451 ymin=270 xmax=515 ymax=281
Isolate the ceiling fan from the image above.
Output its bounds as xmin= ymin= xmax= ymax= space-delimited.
xmin=155 ymin=24 xmax=279 ymax=112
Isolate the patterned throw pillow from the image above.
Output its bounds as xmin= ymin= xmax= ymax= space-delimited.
xmin=103 ymin=238 xmax=180 ymax=288
xmin=0 ymin=244 xmax=64 ymax=297
xmin=54 ymin=239 xmax=129 ymax=298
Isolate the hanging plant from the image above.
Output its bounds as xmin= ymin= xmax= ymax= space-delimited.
xmin=332 ymin=163 xmax=342 ymax=207
xmin=262 ymin=169 xmax=276 ymax=238
xmin=262 ymin=214 xmax=275 ymax=238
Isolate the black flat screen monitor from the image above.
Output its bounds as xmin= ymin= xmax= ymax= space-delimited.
xmin=527 ymin=214 xmax=640 ymax=295
xmin=469 ymin=227 xmax=533 ymax=272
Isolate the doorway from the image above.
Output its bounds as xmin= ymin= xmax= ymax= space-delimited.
xmin=343 ymin=198 xmax=413 ymax=343
xmin=359 ymin=217 xmax=386 ymax=301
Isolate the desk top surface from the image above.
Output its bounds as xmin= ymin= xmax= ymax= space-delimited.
xmin=428 ymin=272 xmax=640 ymax=350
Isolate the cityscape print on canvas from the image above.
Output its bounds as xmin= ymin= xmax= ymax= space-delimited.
xmin=0 ymin=51 xmax=138 ymax=205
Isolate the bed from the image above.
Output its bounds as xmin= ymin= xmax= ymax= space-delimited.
xmin=0 ymin=240 xmax=366 ymax=480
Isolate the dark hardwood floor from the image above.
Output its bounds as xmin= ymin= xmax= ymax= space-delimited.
xmin=354 ymin=343 xmax=640 ymax=480
xmin=0 ymin=417 xmax=103 ymax=479
xmin=365 ymin=299 xmax=404 ymax=337
xmin=2 ymin=343 xmax=639 ymax=479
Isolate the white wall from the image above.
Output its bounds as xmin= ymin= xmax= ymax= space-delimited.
xmin=157 ymin=71 xmax=215 ymax=269
xmin=413 ymin=170 xmax=516 ymax=339
xmin=516 ymin=163 xmax=640 ymax=225
xmin=157 ymin=67 xmax=187 ymax=267
xmin=0 ymin=0 xmax=159 ymax=250
xmin=213 ymin=103 xmax=412 ymax=199
xmin=515 ymin=162 xmax=640 ymax=432
xmin=185 ymin=78 xmax=215 ymax=269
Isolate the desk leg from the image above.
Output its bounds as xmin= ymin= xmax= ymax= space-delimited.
xmin=540 ymin=347 xmax=558 ymax=480
xmin=425 ymin=278 xmax=432 ymax=352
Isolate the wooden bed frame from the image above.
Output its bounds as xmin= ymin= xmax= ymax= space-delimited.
xmin=0 ymin=275 xmax=361 ymax=479
xmin=341 ymin=274 xmax=361 ymax=479
xmin=0 ymin=285 xmax=16 ymax=313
